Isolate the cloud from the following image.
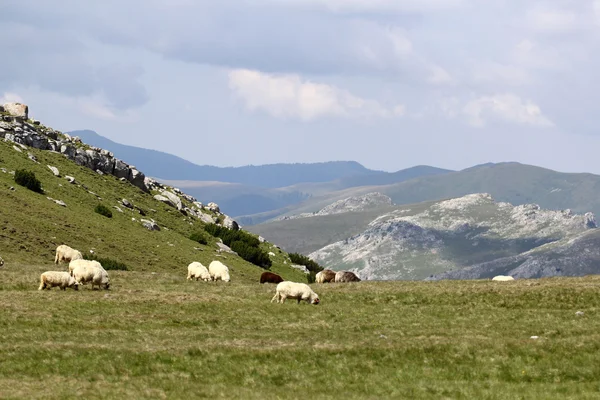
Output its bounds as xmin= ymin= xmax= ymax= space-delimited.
xmin=527 ymin=7 xmax=578 ymax=33
xmin=228 ymin=69 xmax=402 ymax=120
xmin=472 ymin=61 xmax=531 ymax=86
xmin=249 ymin=0 xmax=464 ymax=13
xmin=463 ymin=94 xmax=553 ymax=128
xmin=427 ymin=65 xmax=454 ymax=85
xmin=0 ymin=92 xmax=25 ymax=104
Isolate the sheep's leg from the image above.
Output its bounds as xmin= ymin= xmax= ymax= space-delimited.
xmin=271 ymin=293 xmax=279 ymax=303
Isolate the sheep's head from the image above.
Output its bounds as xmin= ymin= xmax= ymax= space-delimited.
xmin=311 ymin=294 xmax=320 ymax=305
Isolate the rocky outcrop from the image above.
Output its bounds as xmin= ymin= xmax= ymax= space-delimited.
xmin=3 ymin=102 xmax=28 ymax=119
xmin=1 ymin=103 xmax=245 ymax=234
xmin=276 ymin=192 xmax=392 ymax=221
xmin=1 ymin=104 xmax=147 ymax=192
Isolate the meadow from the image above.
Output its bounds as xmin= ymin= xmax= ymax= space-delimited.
xmin=1 ymin=264 xmax=599 ymax=399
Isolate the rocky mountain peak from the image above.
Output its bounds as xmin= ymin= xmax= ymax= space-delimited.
xmin=309 ymin=192 xmax=597 ymax=281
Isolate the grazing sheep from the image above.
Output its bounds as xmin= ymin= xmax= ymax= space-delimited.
xmin=492 ymin=275 xmax=515 ymax=281
xmin=187 ymin=262 xmax=211 ymax=281
xmin=335 ymin=270 xmax=361 ymax=283
xmin=316 ymin=269 xmax=336 ymax=283
xmin=38 ymin=271 xmax=79 ymax=291
xmin=54 ymin=244 xmax=83 ymax=264
xmin=271 ymin=281 xmax=320 ymax=305
xmin=208 ymin=260 xmax=231 ymax=282
xmin=68 ymin=259 xmax=104 ymax=276
xmin=72 ymin=263 xmax=110 ymax=290
xmin=260 ymin=271 xmax=284 ymax=284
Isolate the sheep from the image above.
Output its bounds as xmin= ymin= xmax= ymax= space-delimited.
xmin=335 ymin=270 xmax=361 ymax=283
xmin=208 ymin=260 xmax=231 ymax=282
xmin=316 ymin=269 xmax=336 ymax=283
xmin=0 ymin=256 xmax=4 ymax=268
xmin=187 ymin=262 xmax=211 ymax=281
xmin=54 ymin=244 xmax=83 ymax=264
xmin=68 ymin=259 xmax=104 ymax=276
xmin=271 ymin=281 xmax=320 ymax=305
xmin=72 ymin=263 xmax=110 ymax=290
xmin=260 ymin=271 xmax=284 ymax=284
xmin=492 ymin=275 xmax=515 ymax=281
xmin=38 ymin=271 xmax=79 ymax=291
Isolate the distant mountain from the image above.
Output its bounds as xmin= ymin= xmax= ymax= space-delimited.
xmin=306 ymin=193 xmax=597 ymax=281
xmin=69 ymin=130 xmax=379 ymax=188
xmin=243 ymin=161 xmax=600 ymax=224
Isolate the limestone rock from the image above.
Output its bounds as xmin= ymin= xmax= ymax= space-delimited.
xmin=141 ymin=219 xmax=160 ymax=231
xmin=121 ymin=199 xmax=133 ymax=209
xmin=160 ymin=190 xmax=182 ymax=210
xmin=47 ymin=165 xmax=60 ymax=176
xmin=207 ymin=202 xmax=220 ymax=213
xmin=222 ymin=216 xmax=239 ymax=230
xmin=3 ymin=103 xmax=28 ymax=119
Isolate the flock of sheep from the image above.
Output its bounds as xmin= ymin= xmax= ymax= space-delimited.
xmin=38 ymin=245 xmax=110 ymax=291
xmin=38 ymin=244 xmax=363 ymax=306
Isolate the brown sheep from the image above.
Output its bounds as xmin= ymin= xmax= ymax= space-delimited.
xmin=335 ymin=271 xmax=361 ymax=283
xmin=316 ymin=269 xmax=336 ymax=283
xmin=260 ymin=271 xmax=284 ymax=284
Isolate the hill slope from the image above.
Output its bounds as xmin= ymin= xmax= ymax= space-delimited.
xmin=0 ymin=110 xmax=306 ymax=283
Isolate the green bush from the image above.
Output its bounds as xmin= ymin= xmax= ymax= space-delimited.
xmin=14 ymin=169 xmax=43 ymax=193
xmin=289 ymin=253 xmax=323 ymax=273
xmin=307 ymin=271 xmax=317 ymax=284
xmin=204 ymin=224 xmax=259 ymax=247
xmin=190 ymin=231 xmax=208 ymax=245
xmin=230 ymin=241 xmax=272 ymax=269
xmin=84 ymin=254 xmax=128 ymax=271
xmin=94 ymin=204 xmax=113 ymax=218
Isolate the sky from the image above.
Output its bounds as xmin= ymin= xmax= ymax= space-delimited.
xmin=2 ymin=0 xmax=600 ymax=173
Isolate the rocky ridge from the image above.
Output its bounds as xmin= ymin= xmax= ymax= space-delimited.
xmin=276 ymin=192 xmax=393 ymax=221
xmin=309 ymin=193 xmax=597 ymax=281
xmin=0 ymin=103 xmax=240 ymax=232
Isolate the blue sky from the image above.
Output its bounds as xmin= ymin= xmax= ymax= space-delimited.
xmin=2 ymin=0 xmax=600 ymax=173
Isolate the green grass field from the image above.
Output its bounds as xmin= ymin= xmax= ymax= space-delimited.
xmin=2 ymin=264 xmax=599 ymax=399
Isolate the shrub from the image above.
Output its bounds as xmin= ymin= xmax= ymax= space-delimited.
xmin=307 ymin=271 xmax=317 ymax=284
xmin=190 ymin=231 xmax=208 ymax=245
xmin=84 ymin=254 xmax=128 ymax=271
xmin=14 ymin=169 xmax=43 ymax=193
xmin=230 ymin=241 xmax=272 ymax=269
xmin=94 ymin=204 xmax=113 ymax=218
xmin=289 ymin=253 xmax=323 ymax=273
xmin=204 ymin=224 xmax=259 ymax=248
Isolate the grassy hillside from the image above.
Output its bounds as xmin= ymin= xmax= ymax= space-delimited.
xmin=0 ymin=139 xmax=306 ymax=283
xmin=1 ymin=267 xmax=600 ymax=399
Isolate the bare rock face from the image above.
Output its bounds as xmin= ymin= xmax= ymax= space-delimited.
xmin=3 ymin=103 xmax=28 ymax=119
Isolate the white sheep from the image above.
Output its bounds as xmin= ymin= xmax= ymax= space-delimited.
xmin=72 ymin=263 xmax=110 ymax=290
xmin=187 ymin=262 xmax=211 ymax=281
xmin=54 ymin=244 xmax=83 ymax=264
xmin=492 ymin=275 xmax=515 ymax=281
xmin=68 ymin=259 xmax=104 ymax=276
xmin=271 ymin=281 xmax=320 ymax=305
xmin=38 ymin=271 xmax=79 ymax=291
xmin=208 ymin=260 xmax=231 ymax=282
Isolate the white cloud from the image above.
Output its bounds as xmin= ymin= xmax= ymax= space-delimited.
xmin=247 ymin=0 xmax=463 ymax=13
xmin=472 ymin=61 xmax=531 ymax=86
xmin=0 ymin=92 xmax=25 ymax=104
xmin=527 ymin=7 xmax=578 ymax=33
xmin=428 ymin=65 xmax=454 ymax=85
xmin=228 ymin=69 xmax=403 ymax=120
xmin=463 ymin=94 xmax=553 ymax=128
